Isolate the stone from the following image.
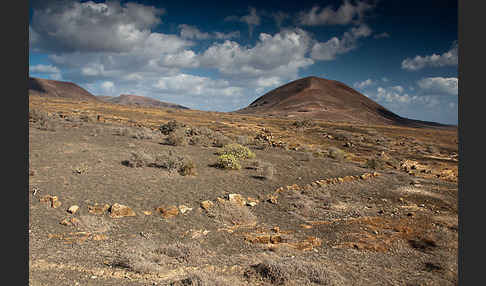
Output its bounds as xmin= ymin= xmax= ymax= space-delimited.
xmin=143 ymin=211 xmax=152 ymax=216
xmin=67 ymin=205 xmax=79 ymax=214
xmin=40 ymin=195 xmax=61 ymax=208
xmin=88 ymin=204 xmax=110 ymax=215
xmin=109 ymin=203 xmax=136 ymax=218
xmin=247 ymin=197 xmax=259 ymax=207
xmin=228 ymin=194 xmax=246 ymax=206
xmin=155 ymin=206 xmax=179 ymax=219
xmin=178 ymin=205 xmax=193 ymax=214
xmin=200 ymin=200 xmax=214 ymax=211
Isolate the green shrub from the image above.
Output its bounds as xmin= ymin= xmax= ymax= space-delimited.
xmin=219 ymin=143 xmax=255 ymax=160
xmin=217 ymin=154 xmax=241 ymax=170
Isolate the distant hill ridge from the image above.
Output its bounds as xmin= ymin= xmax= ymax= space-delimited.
xmin=97 ymin=94 xmax=189 ymax=110
xmin=29 ymin=77 xmax=98 ymax=101
xmin=236 ymin=76 xmax=452 ymax=128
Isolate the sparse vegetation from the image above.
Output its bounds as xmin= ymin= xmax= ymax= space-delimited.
xmin=166 ymin=128 xmax=188 ymax=146
xmin=207 ymin=200 xmax=257 ymax=226
xmin=219 ymin=143 xmax=255 ymax=160
xmin=249 ymin=257 xmax=347 ymax=285
xmin=123 ymin=150 xmax=196 ymax=175
xmin=292 ymin=119 xmax=315 ymax=129
xmin=159 ymin=120 xmax=187 ymax=135
xmin=328 ymin=147 xmax=345 ymax=161
xmin=122 ymin=150 xmax=154 ymax=168
xmin=29 ymin=108 xmax=57 ymax=131
xmin=217 ymin=154 xmax=241 ymax=170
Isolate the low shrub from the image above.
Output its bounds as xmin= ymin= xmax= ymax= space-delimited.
xmin=219 ymin=143 xmax=255 ymax=160
xmin=292 ymin=119 xmax=314 ymax=129
xmin=122 ymin=151 xmax=154 ymax=168
xmin=217 ymin=154 xmax=241 ymax=170
xmin=159 ymin=120 xmax=186 ymax=135
xmin=328 ymin=147 xmax=345 ymax=161
xmin=213 ymin=133 xmax=232 ymax=147
xmin=166 ymin=128 xmax=188 ymax=146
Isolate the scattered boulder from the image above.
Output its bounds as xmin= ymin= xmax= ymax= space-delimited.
xmin=179 ymin=205 xmax=193 ymax=214
xmin=67 ymin=205 xmax=79 ymax=214
xmin=200 ymin=200 xmax=214 ymax=211
xmin=39 ymin=195 xmax=61 ymax=208
xmin=109 ymin=203 xmax=136 ymax=218
xmin=155 ymin=205 xmax=179 ymax=219
xmin=228 ymin=194 xmax=246 ymax=206
xmin=88 ymin=203 xmax=110 ymax=215
xmin=247 ymin=197 xmax=259 ymax=207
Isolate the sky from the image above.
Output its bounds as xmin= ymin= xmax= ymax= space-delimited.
xmin=28 ymin=0 xmax=458 ymax=125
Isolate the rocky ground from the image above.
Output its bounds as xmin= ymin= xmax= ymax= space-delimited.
xmin=29 ymin=96 xmax=458 ymax=285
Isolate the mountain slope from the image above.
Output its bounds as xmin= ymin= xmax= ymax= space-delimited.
xmin=98 ymin=94 xmax=189 ymax=110
xmin=29 ymin=77 xmax=98 ymax=101
xmin=236 ymin=76 xmax=451 ymax=128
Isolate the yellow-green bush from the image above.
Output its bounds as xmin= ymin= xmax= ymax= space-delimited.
xmin=219 ymin=143 xmax=255 ymax=160
xmin=217 ymin=154 xmax=241 ymax=170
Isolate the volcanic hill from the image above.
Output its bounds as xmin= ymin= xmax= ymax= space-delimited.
xmin=237 ymin=76 xmax=450 ymax=128
xmin=28 ymin=77 xmax=98 ymax=101
xmin=97 ymin=94 xmax=189 ymax=110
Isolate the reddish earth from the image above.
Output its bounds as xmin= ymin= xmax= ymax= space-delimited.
xmin=236 ymin=76 xmax=453 ymax=128
xmin=29 ymin=77 xmax=99 ymax=101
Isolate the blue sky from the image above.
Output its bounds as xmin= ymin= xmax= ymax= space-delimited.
xmin=29 ymin=0 xmax=458 ymax=125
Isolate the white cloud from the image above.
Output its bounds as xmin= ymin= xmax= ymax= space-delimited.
xmin=101 ymin=81 xmax=114 ymax=90
xmin=417 ymin=77 xmax=458 ymax=95
xmin=256 ymin=76 xmax=282 ymax=87
xmin=29 ymin=64 xmax=60 ymax=74
xmin=179 ymin=24 xmax=239 ymax=40
xmin=154 ymin=73 xmax=243 ymax=97
xmin=298 ymin=0 xmax=374 ymax=26
xmin=391 ymin=85 xmax=404 ymax=93
xmin=310 ymin=24 xmax=372 ymax=60
xmin=381 ymin=77 xmax=389 ymax=82
xmin=353 ymin=79 xmax=373 ymax=89
xmin=29 ymin=64 xmax=63 ymax=80
xmin=199 ymin=28 xmax=314 ymax=80
xmin=30 ymin=0 xmax=165 ymax=53
xmin=401 ymin=41 xmax=458 ymax=71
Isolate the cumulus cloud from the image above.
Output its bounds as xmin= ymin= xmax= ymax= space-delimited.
xmin=179 ymin=24 xmax=240 ymax=40
xmin=154 ymin=73 xmax=243 ymax=97
xmin=373 ymin=86 xmax=440 ymax=107
xmin=310 ymin=24 xmax=372 ymax=60
xmin=353 ymin=79 xmax=373 ymax=89
xmin=401 ymin=41 xmax=458 ymax=71
xmin=29 ymin=64 xmax=63 ymax=80
xmin=298 ymin=0 xmax=374 ymax=26
xmin=417 ymin=77 xmax=458 ymax=95
xmin=225 ymin=7 xmax=261 ymax=37
xmin=30 ymin=0 xmax=165 ymax=53
xmin=29 ymin=64 xmax=60 ymax=74
xmin=199 ymin=28 xmax=314 ymax=80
